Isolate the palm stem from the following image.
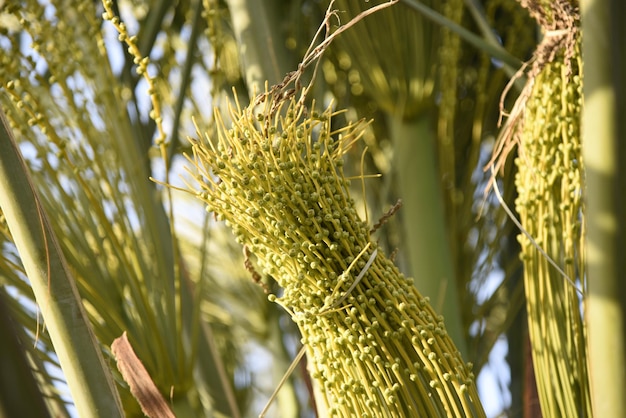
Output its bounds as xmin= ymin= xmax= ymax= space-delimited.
xmin=388 ymin=113 xmax=467 ymax=356
xmin=581 ymin=0 xmax=626 ymax=415
xmin=225 ymin=0 xmax=293 ymax=93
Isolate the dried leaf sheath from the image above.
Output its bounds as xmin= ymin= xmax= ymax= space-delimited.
xmin=183 ymin=95 xmax=485 ymax=417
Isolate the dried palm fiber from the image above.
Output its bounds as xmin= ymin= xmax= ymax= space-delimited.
xmin=490 ymin=1 xmax=591 ymax=416
xmin=324 ymin=0 xmax=468 ymax=356
xmin=183 ymin=88 xmax=486 ymax=417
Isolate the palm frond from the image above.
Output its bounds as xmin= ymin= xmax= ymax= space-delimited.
xmin=0 ymin=0 xmax=242 ymax=415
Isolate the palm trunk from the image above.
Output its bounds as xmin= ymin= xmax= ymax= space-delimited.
xmin=225 ymin=0 xmax=294 ymax=94
xmin=581 ymin=0 xmax=626 ymax=416
xmin=389 ymin=113 xmax=467 ymax=355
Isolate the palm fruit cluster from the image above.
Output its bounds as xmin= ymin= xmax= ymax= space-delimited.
xmin=511 ymin=1 xmax=591 ymax=415
xmin=184 ymin=94 xmax=485 ymax=417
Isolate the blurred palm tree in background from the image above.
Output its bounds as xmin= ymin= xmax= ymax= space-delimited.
xmin=0 ymin=0 xmax=624 ymax=417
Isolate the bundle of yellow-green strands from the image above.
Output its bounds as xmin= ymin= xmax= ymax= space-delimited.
xmin=185 ymin=93 xmax=485 ymax=417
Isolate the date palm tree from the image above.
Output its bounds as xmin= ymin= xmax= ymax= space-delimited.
xmin=0 ymin=0 xmax=624 ymax=417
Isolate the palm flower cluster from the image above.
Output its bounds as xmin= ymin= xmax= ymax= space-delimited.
xmin=184 ymin=94 xmax=485 ymax=417
xmin=514 ymin=41 xmax=590 ymax=416
xmin=492 ymin=1 xmax=590 ymax=416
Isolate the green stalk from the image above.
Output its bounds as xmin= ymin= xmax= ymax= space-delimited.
xmin=389 ymin=113 xmax=466 ymax=356
xmin=581 ymin=0 xmax=626 ymax=415
xmin=225 ymin=0 xmax=293 ymax=92
xmin=0 ymin=111 xmax=124 ymax=418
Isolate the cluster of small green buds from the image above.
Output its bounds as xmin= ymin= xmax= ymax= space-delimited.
xmin=513 ymin=34 xmax=591 ymax=416
xmin=185 ymin=94 xmax=485 ymax=417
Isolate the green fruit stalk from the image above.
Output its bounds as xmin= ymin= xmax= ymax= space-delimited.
xmin=184 ymin=94 xmax=485 ymax=417
xmin=513 ymin=38 xmax=591 ymax=417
